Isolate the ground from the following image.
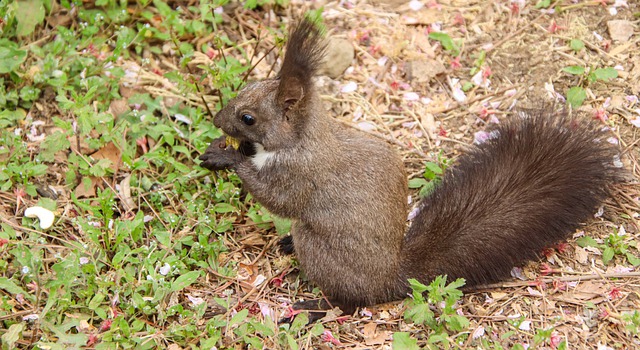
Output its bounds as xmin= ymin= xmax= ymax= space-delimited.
xmin=0 ymin=0 xmax=639 ymax=349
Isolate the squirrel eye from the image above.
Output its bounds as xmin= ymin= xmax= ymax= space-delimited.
xmin=241 ymin=113 xmax=255 ymax=126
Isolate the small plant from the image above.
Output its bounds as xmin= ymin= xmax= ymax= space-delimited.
xmin=622 ymin=310 xmax=640 ymax=335
xmin=535 ymin=0 xmax=551 ymax=9
xmin=399 ymin=276 xmax=469 ymax=347
xmin=429 ymin=32 xmax=461 ymax=57
xmin=562 ymin=64 xmax=618 ymax=107
xmin=576 ymin=228 xmax=640 ymax=266
xmin=570 ymin=39 xmax=585 ymax=52
xmin=409 ymin=157 xmax=449 ymax=197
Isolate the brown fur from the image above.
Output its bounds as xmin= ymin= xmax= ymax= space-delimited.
xmin=199 ymin=19 xmax=620 ymax=314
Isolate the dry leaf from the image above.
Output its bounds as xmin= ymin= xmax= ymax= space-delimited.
xmin=91 ymin=142 xmax=121 ymax=172
xmin=239 ymin=233 xmax=266 ymax=247
xmin=68 ymin=135 xmax=95 ymax=155
xmin=363 ymin=323 xmax=388 ymax=345
xmin=574 ymin=246 xmax=589 ymax=265
xmin=119 ymin=174 xmax=136 ymax=211
xmin=109 ymin=99 xmax=130 ymax=118
xmin=74 ymin=177 xmax=99 ymax=198
xmin=491 ymin=292 xmax=508 ymax=300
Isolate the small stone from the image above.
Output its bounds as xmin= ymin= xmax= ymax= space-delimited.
xmin=607 ymin=20 xmax=635 ymax=42
xmin=404 ymin=59 xmax=446 ymax=84
xmin=320 ymin=38 xmax=354 ymax=79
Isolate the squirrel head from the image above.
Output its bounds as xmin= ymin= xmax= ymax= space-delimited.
xmin=213 ymin=18 xmax=326 ymax=151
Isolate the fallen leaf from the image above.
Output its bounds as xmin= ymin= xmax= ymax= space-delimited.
xmin=91 ymin=142 xmax=121 ymax=172
xmin=74 ymin=177 xmax=99 ymax=198
xmin=119 ymin=174 xmax=136 ymax=211
xmin=363 ymin=323 xmax=388 ymax=345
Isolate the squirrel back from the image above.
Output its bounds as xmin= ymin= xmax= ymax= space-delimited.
xmin=199 ymin=19 xmax=621 ymax=313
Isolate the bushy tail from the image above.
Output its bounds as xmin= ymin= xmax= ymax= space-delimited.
xmin=401 ymin=110 xmax=621 ymax=287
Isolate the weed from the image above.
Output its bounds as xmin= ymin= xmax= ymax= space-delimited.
xmin=408 ymin=156 xmax=449 ymax=197
xmin=561 ymin=63 xmax=619 ymax=107
xmin=576 ymin=227 xmax=640 ymax=267
xmin=399 ymin=276 xmax=469 ymax=348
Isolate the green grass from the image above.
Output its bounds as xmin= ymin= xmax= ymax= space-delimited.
xmin=1 ymin=1 xmax=638 ymax=349
xmin=0 ymin=1 xmax=298 ymax=348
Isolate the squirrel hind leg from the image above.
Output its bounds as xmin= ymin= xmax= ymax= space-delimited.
xmin=277 ymin=235 xmax=295 ymax=255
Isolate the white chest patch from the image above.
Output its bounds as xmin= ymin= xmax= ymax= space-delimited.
xmin=251 ymin=143 xmax=276 ymax=170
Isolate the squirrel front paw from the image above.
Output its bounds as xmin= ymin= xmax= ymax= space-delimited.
xmin=198 ymin=136 xmax=243 ymax=170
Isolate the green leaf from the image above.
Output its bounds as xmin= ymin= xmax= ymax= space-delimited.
xmin=562 ymin=66 xmax=585 ymax=75
xmin=310 ymin=323 xmax=325 ymax=336
xmin=88 ymin=293 xmax=106 ymax=310
xmin=424 ymin=162 xmax=444 ymax=175
xmin=285 ymin=333 xmax=299 ymax=350
xmin=447 ymin=314 xmax=470 ymax=332
xmin=155 ymin=230 xmax=171 ymax=248
xmin=15 ymin=0 xmax=46 ymax=36
xmin=392 ymin=332 xmax=419 ymax=350
xmin=589 ymin=67 xmax=618 ymax=82
xmin=570 ymin=39 xmax=585 ymax=52
xmin=0 ymin=277 xmax=35 ymax=302
xmin=0 ymin=44 xmax=27 ymax=74
xmin=214 ymin=203 xmax=237 ymax=214
xmin=408 ymin=178 xmax=429 ymax=189
xmin=428 ymin=32 xmax=460 ymax=56
xmin=171 ymin=271 xmax=201 ymax=291
xmin=1 ymin=323 xmax=24 ymax=349
xmin=576 ymin=236 xmax=599 ymax=248
xmin=566 ymin=86 xmax=587 ymax=108
xmin=404 ymin=302 xmax=432 ymax=325
xmin=229 ymin=308 xmax=248 ymax=327
xmin=273 ymin=216 xmax=292 ymax=234
xmin=626 ymin=252 xmax=640 ymax=266
xmin=407 ymin=278 xmax=428 ymax=294
xmin=445 ymin=278 xmax=466 ymax=292
xmin=290 ymin=312 xmax=309 ymax=332
xmin=602 ymin=246 xmax=615 ymax=265
xmin=535 ymin=0 xmax=551 ymax=8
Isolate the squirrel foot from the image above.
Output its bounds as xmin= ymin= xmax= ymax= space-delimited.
xmin=198 ymin=136 xmax=244 ymax=170
xmin=277 ymin=235 xmax=295 ymax=255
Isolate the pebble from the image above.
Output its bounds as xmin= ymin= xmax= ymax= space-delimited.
xmin=607 ymin=20 xmax=635 ymax=42
xmin=320 ymin=38 xmax=355 ymax=79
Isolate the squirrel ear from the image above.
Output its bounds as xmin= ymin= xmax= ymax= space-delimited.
xmin=276 ymin=19 xmax=325 ymax=113
xmin=278 ymin=78 xmax=304 ymax=112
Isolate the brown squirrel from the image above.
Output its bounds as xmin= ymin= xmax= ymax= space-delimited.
xmin=198 ymin=19 xmax=620 ymax=318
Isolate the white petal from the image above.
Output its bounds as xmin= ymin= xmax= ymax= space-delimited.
xmin=174 ymin=113 xmax=192 ymax=125
xmin=409 ymin=0 xmax=424 ymax=11
xmin=341 ymin=81 xmax=358 ymax=93
xmin=403 ymin=92 xmax=420 ymax=101
xmin=519 ymin=320 xmax=531 ymax=330
xmin=452 ymin=88 xmax=467 ymax=102
xmin=159 ymin=263 xmax=171 ymax=276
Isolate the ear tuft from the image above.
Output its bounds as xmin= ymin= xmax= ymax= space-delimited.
xmin=276 ymin=18 xmax=326 ymax=111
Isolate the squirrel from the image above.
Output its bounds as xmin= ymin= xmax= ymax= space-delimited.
xmin=198 ymin=19 xmax=620 ymax=318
